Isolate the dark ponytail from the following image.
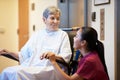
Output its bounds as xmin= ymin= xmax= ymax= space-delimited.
xmin=96 ymin=40 xmax=109 ymax=79
xmin=81 ymin=26 xmax=109 ymax=79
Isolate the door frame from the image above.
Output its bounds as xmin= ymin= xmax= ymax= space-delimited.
xmin=115 ymin=0 xmax=120 ymax=80
xmin=18 ymin=0 xmax=29 ymax=50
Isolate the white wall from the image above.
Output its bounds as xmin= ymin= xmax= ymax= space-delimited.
xmin=29 ymin=0 xmax=57 ymax=36
xmin=0 ymin=0 xmax=18 ymax=72
xmin=91 ymin=0 xmax=115 ymax=80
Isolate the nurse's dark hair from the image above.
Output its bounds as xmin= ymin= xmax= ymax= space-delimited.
xmin=43 ymin=6 xmax=61 ymax=19
xmin=80 ymin=26 xmax=109 ymax=79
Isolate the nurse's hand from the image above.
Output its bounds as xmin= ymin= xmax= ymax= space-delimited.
xmin=40 ymin=52 xmax=56 ymax=62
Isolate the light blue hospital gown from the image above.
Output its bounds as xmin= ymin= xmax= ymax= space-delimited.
xmin=0 ymin=29 xmax=72 ymax=80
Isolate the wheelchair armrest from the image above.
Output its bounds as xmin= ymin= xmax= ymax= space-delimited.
xmin=70 ymin=60 xmax=78 ymax=67
xmin=69 ymin=60 xmax=78 ymax=74
xmin=1 ymin=54 xmax=19 ymax=61
xmin=56 ymin=58 xmax=72 ymax=75
xmin=56 ymin=58 xmax=69 ymax=67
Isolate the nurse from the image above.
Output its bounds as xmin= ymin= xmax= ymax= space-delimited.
xmin=42 ymin=27 xmax=109 ymax=80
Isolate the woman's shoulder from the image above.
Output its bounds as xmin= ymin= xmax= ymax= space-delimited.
xmin=84 ymin=51 xmax=98 ymax=61
xmin=58 ymin=29 xmax=68 ymax=35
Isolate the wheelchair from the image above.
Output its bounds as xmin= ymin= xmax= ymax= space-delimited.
xmin=1 ymin=27 xmax=81 ymax=75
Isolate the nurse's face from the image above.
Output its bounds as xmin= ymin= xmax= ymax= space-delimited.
xmin=73 ymin=29 xmax=82 ymax=50
xmin=43 ymin=12 xmax=60 ymax=31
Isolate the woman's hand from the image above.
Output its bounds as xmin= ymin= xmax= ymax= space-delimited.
xmin=0 ymin=49 xmax=8 ymax=55
xmin=40 ymin=52 xmax=56 ymax=62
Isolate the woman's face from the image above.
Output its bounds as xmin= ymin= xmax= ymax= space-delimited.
xmin=43 ymin=12 xmax=60 ymax=31
xmin=73 ymin=29 xmax=82 ymax=50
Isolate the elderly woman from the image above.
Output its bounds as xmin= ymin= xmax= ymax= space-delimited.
xmin=0 ymin=6 xmax=72 ymax=80
xmin=42 ymin=27 xmax=109 ymax=80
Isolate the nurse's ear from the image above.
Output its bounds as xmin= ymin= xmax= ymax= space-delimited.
xmin=81 ymin=40 xmax=87 ymax=47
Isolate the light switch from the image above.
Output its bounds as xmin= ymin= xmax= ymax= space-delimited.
xmin=31 ymin=3 xmax=35 ymax=11
xmin=92 ymin=12 xmax=96 ymax=21
xmin=33 ymin=25 xmax=35 ymax=31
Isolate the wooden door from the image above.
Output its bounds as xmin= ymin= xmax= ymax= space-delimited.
xmin=18 ymin=0 xmax=29 ymax=50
